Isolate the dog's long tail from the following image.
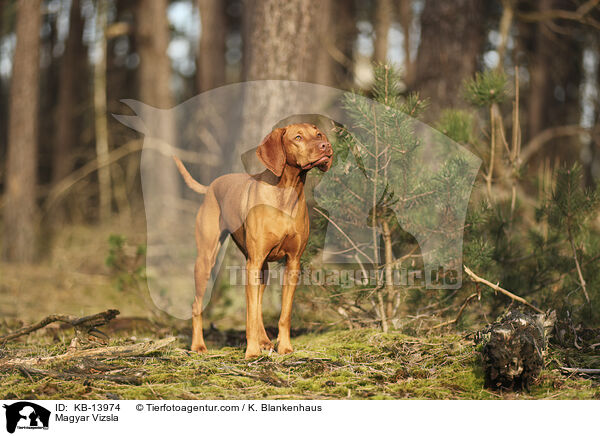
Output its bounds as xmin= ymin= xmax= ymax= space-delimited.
xmin=172 ymin=155 xmax=208 ymax=194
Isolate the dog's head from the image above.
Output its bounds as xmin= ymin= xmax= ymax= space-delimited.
xmin=256 ymin=123 xmax=333 ymax=177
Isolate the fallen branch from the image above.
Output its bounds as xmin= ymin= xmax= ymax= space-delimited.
xmin=0 ymin=309 xmax=119 ymax=345
xmin=463 ymin=265 xmax=543 ymax=314
xmin=431 ymin=293 xmax=478 ymax=329
xmin=0 ymin=337 xmax=176 ymax=367
xmin=560 ymin=367 xmax=600 ymax=375
xmin=15 ymin=366 xmax=142 ymax=385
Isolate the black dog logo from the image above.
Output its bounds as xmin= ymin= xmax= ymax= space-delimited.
xmin=3 ymin=402 xmax=50 ymax=433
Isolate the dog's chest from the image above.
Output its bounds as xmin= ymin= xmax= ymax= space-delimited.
xmin=263 ymin=212 xmax=309 ymax=261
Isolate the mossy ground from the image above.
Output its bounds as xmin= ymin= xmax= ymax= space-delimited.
xmin=1 ymin=222 xmax=598 ymax=400
xmin=1 ymin=327 xmax=598 ymax=400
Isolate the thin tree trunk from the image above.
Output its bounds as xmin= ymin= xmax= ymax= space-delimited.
xmin=94 ymin=0 xmax=111 ymax=223
xmin=543 ymin=7 xmax=583 ymax=166
xmin=497 ymin=0 xmax=514 ymax=68
xmin=527 ymin=0 xmax=552 ymax=141
xmin=398 ymin=0 xmax=414 ymax=84
xmin=373 ymin=0 xmax=393 ymax=64
xmin=334 ymin=0 xmax=357 ymax=88
xmin=314 ymin=0 xmax=336 ymax=86
xmin=525 ymin=0 xmax=583 ymax=166
xmin=197 ymin=0 xmax=227 ymax=92
xmin=0 ymin=1 xmax=9 ymax=169
xmin=135 ymin=0 xmax=178 ymax=224
xmin=2 ymin=0 xmax=42 ymax=262
xmin=53 ymin=0 xmax=86 ymax=202
xmin=382 ymin=220 xmax=396 ymax=321
xmin=196 ymin=0 xmax=227 ymax=186
xmin=314 ymin=0 xmax=356 ymax=88
xmin=372 ymin=109 xmax=388 ymax=332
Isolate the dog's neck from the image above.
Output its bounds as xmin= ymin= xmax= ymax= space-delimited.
xmin=258 ymin=165 xmax=306 ymax=189
xmin=256 ymin=165 xmax=307 ymax=214
xmin=278 ymin=166 xmax=307 ymax=214
xmin=278 ymin=165 xmax=306 ymax=191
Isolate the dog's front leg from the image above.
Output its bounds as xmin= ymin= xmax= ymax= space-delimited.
xmin=245 ymin=258 xmax=264 ymax=359
xmin=277 ymin=257 xmax=301 ymax=354
xmin=258 ymin=262 xmax=274 ymax=350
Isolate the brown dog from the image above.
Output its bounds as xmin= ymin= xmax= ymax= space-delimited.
xmin=173 ymin=123 xmax=333 ymax=359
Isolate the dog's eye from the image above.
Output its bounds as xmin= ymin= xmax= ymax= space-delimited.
xmin=295 ymin=135 xmax=302 ymax=140
xmin=317 ymin=133 xmax=322 ymax=138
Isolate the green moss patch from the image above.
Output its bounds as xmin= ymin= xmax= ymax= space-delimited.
xmin=1 ymin=328 xmax=597 ymax=400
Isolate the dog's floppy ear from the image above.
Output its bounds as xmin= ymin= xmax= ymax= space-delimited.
xmin=256 ymin=128 xmax=286 ymax=177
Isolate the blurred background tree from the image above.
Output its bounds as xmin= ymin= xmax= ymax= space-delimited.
xmin=0 ymin=0 xmax=599 ymax=329
xmin=2 ymin=0 xmax=41 ymax=262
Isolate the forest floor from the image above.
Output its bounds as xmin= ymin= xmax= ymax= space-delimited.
xmin=0 ymin=221 xmax=598 ymax=400
xmin=1 ymin=325 xmax=598 ymax=400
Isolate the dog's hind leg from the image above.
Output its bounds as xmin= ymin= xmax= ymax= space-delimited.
xmin=191 ymin=189 xmax=222 ymax=353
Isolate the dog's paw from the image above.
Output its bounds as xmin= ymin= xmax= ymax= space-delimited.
xmin=191 ymin=343 xmax=208 ymax=353
xmin=245 ymin=345 xmax=262 ymax=360
xmin=260 ymin=340 xmax=274 ymax=350
xmin=277 ymin=343 xmax=294 ymax=355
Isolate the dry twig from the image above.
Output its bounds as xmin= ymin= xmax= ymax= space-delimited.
xmin=463 ymin=265 xmax=543 ymax=314
xmin=0 ymin=337 xmax=176 ymax=367
xmin=15 ymin=366 xmax=142 ymax=385
xmin=0 ymin=309 xmax=120 ymax=345
xmin=431 ymin=293 xmax=479 ymax=329
xmin=560 ymin=367 xmax=600 ymax=375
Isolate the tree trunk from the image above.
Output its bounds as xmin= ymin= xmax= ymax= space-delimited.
xmin=315 ymin=0 xmax=356 ymax=88
xmin=53 ymin=0 xmax=86 ymax=197
xmin=411 ymin=0 xmax=486 ymax=116
xmin=94 ymin=0 xmax=111 ymax=223
xmin=526 ymin=0 xmax=552 ymax=141
xmin=243 ymin=0 xmax=317 ymax=82
xmin=382 ymin=220 xmax=396 ymax=322
xmin=2 ymin=0 xmax=42 ymax=262
xmin=0 ymin=1 xmax=8 ymax=168
xmin=135 ymin=0 xmax=178 ymax=224
xmin=525 ymin=0 xmax=583 ymax=166
xmin=313 ymin=0 xmax=335 ymax=86
xmin=238 ymin=0 xmax=319 ymax=168
xmin=106 ymin=0 xmax=139 ymax=212
xmin=373 ymin=0 xmax=393 ymax=64
xmin=197 ymin=0 xmax=227 ymax=92
xmin=398 ymin=0 xmax=414 ymax=85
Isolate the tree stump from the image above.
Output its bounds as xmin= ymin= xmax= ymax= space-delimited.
xmin=476 ymin=310 xmax=556 ymax=391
